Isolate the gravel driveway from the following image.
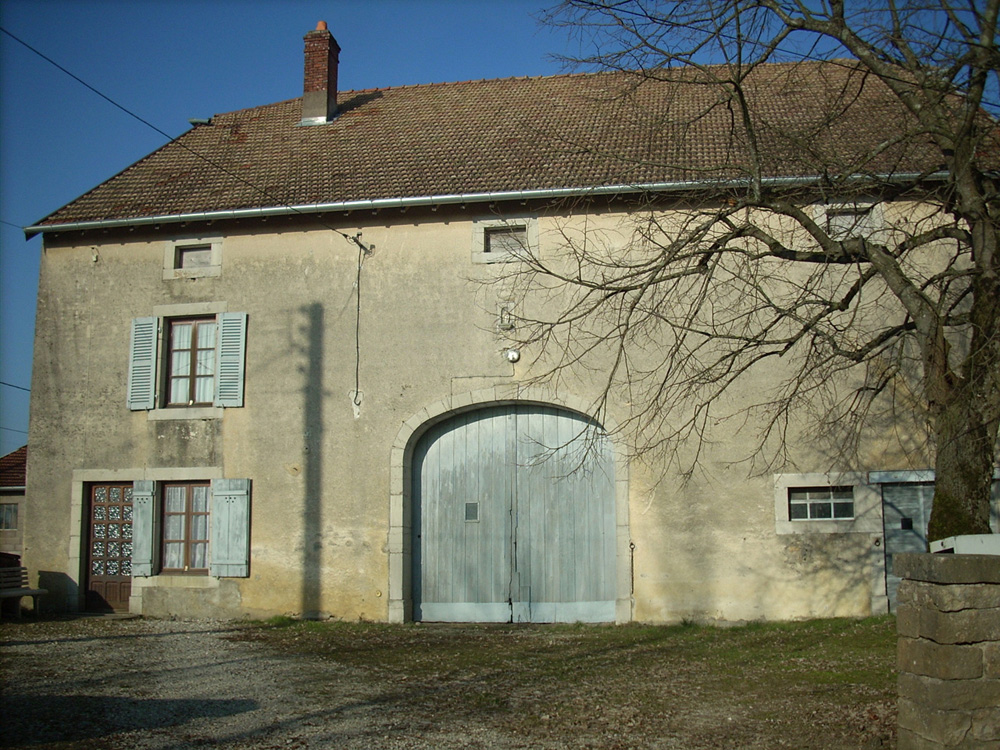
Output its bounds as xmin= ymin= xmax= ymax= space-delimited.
xmin=2 ymin=616 xmax=525 ymax=750
xmin=1 ymin=615 xmax=895 ymax=750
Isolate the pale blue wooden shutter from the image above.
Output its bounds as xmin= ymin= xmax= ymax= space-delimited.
xmin=131 ymin=480 xmax=156 ymax=577
xmin=127 ymin=317 xmax=158 ymax=410
xmin=214 ymin=312 xmax=247 ymax=407
xmin=210 ymin=478 xmax=251 ymax=577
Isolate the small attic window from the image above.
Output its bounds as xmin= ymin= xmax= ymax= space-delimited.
xmin=472 ymin=217 xmax=538 ymax=264
xmin=485 ymin=226 xmax=527 ymax=255
xmin=175 ymin=244 xmax=213 ymax=269
xmin=818 ymin=202 xmax=884 ymax=241
xmin=163 ymin=238 xmax=222 ymax=280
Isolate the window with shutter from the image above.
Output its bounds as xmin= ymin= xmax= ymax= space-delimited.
xmin=130 ymin=478 xmax=251 ymax=578
xmin=126 ymin=312 xmax=247 ymax=411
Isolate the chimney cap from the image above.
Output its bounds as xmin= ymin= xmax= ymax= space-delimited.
xmin=316 ymin=20 xmax=328 ymax=31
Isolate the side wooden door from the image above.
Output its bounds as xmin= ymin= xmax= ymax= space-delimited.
xmin=85 ymin=483 xmax=134 ymax=612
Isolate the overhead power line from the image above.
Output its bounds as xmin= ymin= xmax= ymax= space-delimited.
xmin=0 ymin=25 xmax=372 ymax=251
xmin=1 ymin=26 xmax=177 ymax=143
xmin=0 ymin=381 xmax=30 ymax=393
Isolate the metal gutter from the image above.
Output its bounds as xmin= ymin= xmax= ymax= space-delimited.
xmin=23 ymin=171 xmax=948 ymax=238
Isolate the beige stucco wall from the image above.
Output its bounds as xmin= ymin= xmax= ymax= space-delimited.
xmin=24 ymin=201 xmax=934 ymax=622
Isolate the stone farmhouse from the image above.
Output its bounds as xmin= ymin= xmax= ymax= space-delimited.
xmin=22 ymin=22 xmax=998 ymax=621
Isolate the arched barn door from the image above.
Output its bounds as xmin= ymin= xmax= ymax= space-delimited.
xmin=413 ymin=404 xmax=616 ymax=623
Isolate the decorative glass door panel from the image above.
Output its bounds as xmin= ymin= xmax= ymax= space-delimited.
xmin=86 ymin=483 xmax=134 ymax=612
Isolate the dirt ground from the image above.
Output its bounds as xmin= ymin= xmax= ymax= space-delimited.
xmin=0 ymin=615 xmax=897 ymax=749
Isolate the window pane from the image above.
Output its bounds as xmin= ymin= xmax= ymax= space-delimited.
xmin=165 ymin=487 xmax=187 ymax=513
xmin=171 ymin=350 xmax=191 ymax=375
xmin=190 ymin=542 xmax=208 ymax=569
xmin=194 ymin=376 xmax=214 ymax=403
xmin=170 ymin=377 xmax=189 ymax=404
xmin=171 ymin=323 xmax=193 ymax=350
xmin=196 ymin=349 xmax=215 ymax=377
xmin=789 ymin=502 xmax=809 ymax=520
xmin=833 ymin=502 xmax=855 ymax=519
xmin=164 ymin=514 xmax=185 ymax=539
xmin=163 ymin=542 xmax=184 ymax=569
xmin=810 ymin=502 xmax=833 ymax=519
xmin=192 ymin=486 xmax=209 ymax=513
xmin=198 ymin=322 xmax=218 ymax=350
xmin=191 ymin=514 xmax=208 ymax=541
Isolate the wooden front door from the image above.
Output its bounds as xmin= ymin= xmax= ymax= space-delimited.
xmin=86 ymin=483 xmax=134 ymax=612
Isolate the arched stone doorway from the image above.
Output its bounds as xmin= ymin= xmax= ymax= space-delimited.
xmin=389 ymin=389 xmax=630 ymax=623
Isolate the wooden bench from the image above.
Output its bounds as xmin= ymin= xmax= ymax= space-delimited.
xmin=0 ymin=567 xmax=46 ymax=618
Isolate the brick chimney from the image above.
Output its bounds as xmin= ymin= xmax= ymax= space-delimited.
xmin=300 ymin=21 xmax=340 ymax=125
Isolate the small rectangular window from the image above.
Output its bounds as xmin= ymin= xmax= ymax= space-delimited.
xmin=788 ymin=486 xmax=854 ymax=521
xmin=465 ymin=502 xmax=479 ymax=522
xmin=472 ymin=217 xmax=537 ymax=264
xmin=826 ymin=207 xmax=876 ymax=239
xmin=485 ymin=226 xmax=527 ymax=255
xmin=175 ymin=244 xmax=213 ymax=269
xmin=163 ymin=238 xmax=221 ymax=279
xmin=0 ymin=502 xmax=17 ymax=530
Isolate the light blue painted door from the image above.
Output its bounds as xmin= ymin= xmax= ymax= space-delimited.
xmin=413 ymin=405 xmax=615 ymax=623
xmin=882 ymin=480 xmax=1000 ymax=610
xmin=882 ymin=482 xmax=933 ymax=610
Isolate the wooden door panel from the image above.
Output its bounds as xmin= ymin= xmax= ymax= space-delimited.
xmin=86 ymin=483 xmax=134 ymax=612
xmin=414 ymin=405 xmax=615 ymax=623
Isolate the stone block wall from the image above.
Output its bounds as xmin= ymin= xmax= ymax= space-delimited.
xmin=895 ymin=552 xmax=1000 ymax=749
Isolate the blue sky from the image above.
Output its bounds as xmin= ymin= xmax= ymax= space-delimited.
xmin=0 ymin=0 xmax=574 ymax=455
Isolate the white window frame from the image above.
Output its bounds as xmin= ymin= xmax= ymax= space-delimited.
xmin=471 ymin=216 xmax=538 ymax=264
xmin=788 ymin=485 xmax=856 ymax=521
xmin=163 ymin=236 xmax=223 ymax=280
xmin=774 ymin=472 xmax=881 ymax=535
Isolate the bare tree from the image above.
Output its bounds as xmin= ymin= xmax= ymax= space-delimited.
xmin=500 ymin=0 xmax=999 ymax=541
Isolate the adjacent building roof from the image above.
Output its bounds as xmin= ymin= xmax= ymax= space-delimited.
xmin=30 ymin=59 xmax=951 ymax=234
xmin=0 ymin=446 xmax=27 ymax=488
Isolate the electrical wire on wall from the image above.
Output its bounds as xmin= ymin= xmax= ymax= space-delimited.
xmin=347 ymin=232 xmax=373 ymax=417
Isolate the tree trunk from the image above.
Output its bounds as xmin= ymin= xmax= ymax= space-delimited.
xmin=927 ymin=393 xmax=995 ymax=542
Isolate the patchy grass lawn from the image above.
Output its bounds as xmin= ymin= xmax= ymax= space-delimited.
xmin=236 ymin=615 xmax=897 ymax=749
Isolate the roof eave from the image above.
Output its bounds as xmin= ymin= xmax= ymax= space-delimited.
xmin=24 ymin=172 xmax=948 ymax=238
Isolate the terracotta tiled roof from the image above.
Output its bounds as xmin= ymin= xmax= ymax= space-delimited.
xmin=0 ymin=446 xmax=26 ymax=488
xmin=35 ymin=60 xmax=956 ymax=228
